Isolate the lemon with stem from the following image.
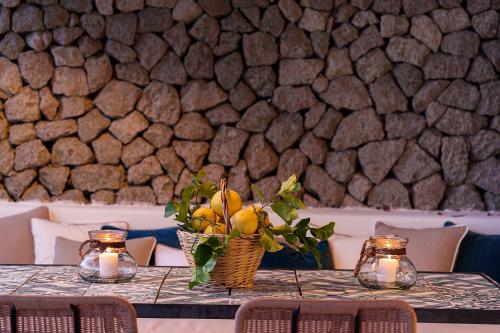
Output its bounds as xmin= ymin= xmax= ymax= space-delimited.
xmin=210 ymin=190 xmax=242 ymax=218
xmin=191 ymin=207 xmax=216 ymax=232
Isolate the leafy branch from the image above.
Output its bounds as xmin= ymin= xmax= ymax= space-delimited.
xmin=166 ymin=174 xmax=335 ymax=289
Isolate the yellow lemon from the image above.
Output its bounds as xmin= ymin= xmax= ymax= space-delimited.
xmin=230 ymin=209 xmax=259 ymax=235
xmin=246 ymin=205 xmax=271 ymax=226
xmin=191 ymin=207 xmax=216 ymax=232
xmin=204 ymin=223 xmax=226 ymax=235
xmin=210 ymin=190 xmax=242 ymax=218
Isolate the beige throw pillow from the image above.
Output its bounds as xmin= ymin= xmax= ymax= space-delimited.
xmin=327 ymin=234 xmax=368 ymax=270
xmin=0 ymin=207 xmax=49 ymax=264
xmin=54 ymin=236 xmax=157 ymax=266
xmin=375 ymin=222 xmax=468 ymax=272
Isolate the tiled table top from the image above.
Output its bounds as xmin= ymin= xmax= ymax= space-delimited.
xmin=0 ymin=265 xmax=498 ymax=324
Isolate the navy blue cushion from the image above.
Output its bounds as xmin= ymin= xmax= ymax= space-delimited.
xmin=102 ymin=225 xmax=181 ymax=248
xmin=445 ymin=222 xmax=500 ymax=283
xmin=259 ymin=240 xmax=333 ymax=270
xmin=102 ymin=226 xmax=333 ymax=270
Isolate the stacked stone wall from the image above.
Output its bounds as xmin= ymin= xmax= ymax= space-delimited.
xmin=0 ymin=0 xmax=499 ymax=210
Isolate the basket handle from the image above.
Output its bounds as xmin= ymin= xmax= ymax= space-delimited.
xmin=220 ymin=178 xmax=231 ymax=235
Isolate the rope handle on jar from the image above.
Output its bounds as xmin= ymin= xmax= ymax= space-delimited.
xmin=353 ymin=239 xmax=375 ymax=278
xmin=79 ymin=240 xmax=100 ymax=259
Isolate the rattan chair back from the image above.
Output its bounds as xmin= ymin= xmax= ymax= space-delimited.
xmin=235 ymin=298 xmax=417 ymax=333
xmin=0 ymin=295 xmax=137 ymax=333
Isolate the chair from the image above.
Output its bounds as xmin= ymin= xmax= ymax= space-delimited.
xmin=234 ymin=298 xmax=416 ymax=333
xmin=0 ymin=295 xmax=137 ymax=333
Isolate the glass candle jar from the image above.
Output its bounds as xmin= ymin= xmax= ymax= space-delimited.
xmin=78 ymin=230 xmax=137 ymax=283
xmin=356 ymin=236 xmax=417 ymax=290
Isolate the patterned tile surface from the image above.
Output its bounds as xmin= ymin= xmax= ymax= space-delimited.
xmin=297 ymin=270 xmax=373 ymax=300
xmin=0 ymin=266 xmax=498 ymax=311
xmin=156 ymin=267 xmax=230 ymax=305
xmin=15 ymin=266 xmax=90 ymax=296
xmin=0 ymin=266 xmax=41 ymax=294
xmin=84 ymin=267 xmax=170 ymax=303
xmin=229 ymin=269 xmax=300 ymax=304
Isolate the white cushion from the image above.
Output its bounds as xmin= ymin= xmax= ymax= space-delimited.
xmin=328 ymin=234 xmax=367 ymax=270
xmin=31 ymin=218 xmax=128 ymax=264
xmin=154 ymin=244 xmax=188 ymax=267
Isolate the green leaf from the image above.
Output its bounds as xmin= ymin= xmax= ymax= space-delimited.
xmin=271 ymin=224 xmax=293 ymax=236
xmin=294 ymin=218 xmax=311 ymax=239
xmin=283 ymin=233 xmax=298 ymax=245
xmin=164 ymin=202 xmax=178 ymax=217
xmin=250 ymin=184 xmax=265 ymax=203
xmin=259 ymin=230 xmax=284 ymax=252
xmin=271 ymin=201 xmax=298 ymax=224
xmin=278 ymin=175 xmax=297 ymax=195
xmin=305 ymin=237 xmax=322 ymax=269
xmin=310 ymin=222 xmax=335 ymax=240
xmin=281 ymin=192 xmax=305 ymax=209
xmin=193 ymin=243 xmax=213 ymax=267
xmin=194 ymin=170 xmax=207 ymax=183
xmin=223 ymin=229 xmax=240 ymax=247
xmin=198 ymin=182 xmax=217 ymax=199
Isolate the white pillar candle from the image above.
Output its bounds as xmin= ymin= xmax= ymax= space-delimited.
xmin=99 ymin=249 xmax=118 ymax=277
xmin=377 ymin=257 xmax=398 ymax=283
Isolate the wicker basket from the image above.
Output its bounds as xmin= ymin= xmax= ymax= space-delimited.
xmin=177 ymin=229 xmax=265 ymax=288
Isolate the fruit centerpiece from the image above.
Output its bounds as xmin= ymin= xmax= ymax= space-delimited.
xmin=165 ymin=171 xmax=335 ymax=289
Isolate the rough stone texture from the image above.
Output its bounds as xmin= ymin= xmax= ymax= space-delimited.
xmin=299 ymin=131 xmax=329 ymax=165
xmin=244 ymin=134 xmax=279 ymax=180
xmin=385 ymin=112 xmax=425 ymax=139
xmin=304 ymin=165 xmax=346 ymax=207
xmin=39 ymin=166 xmax=70 ymax=196
xmin=331 ymin=108 xmax=384 ymax=150
xmin=18 ymin=51 xmax=54 ymax=89
xmin=393 ymin=142 xmax=441 ymax=184
xmin=442 ymin=184 xmax=485 ymax=211
xmin=325 ymin=150 xmax=357 ymax=183
xmin=14 ymin=140 xmax=51 ymax=171
xmin=9 ymin=124 xmax=36 ymax=145
xmin=52 ymin=137 xmax=94 ymax=166
xmin=173 ymin=140 xmax=209 ymax=172
xmin=272 ymin=86 xmax=317 ymax=113
xmin=467 ymin=158 xmax=500 ymax=195
xmin=71 ymin=165 xmax=125 ymax=192
xmin=237 ymin=101 xmax=276 ymax=133
xmin=0 ymin=0 xmax=496 ymax=211
xmin=359 ymin=139 xmax=406 ymax=184
xmin=109 ymin=111 xmax=149 ymax=144
xmin=4 ymin=169 xmax=37 ymax=200
xmin=208 ymin=126 xmax=249 ymax=166
xmin=266 ymin=113 xmax=304 ymax=153
xmin=320 ymin=76 xmax=372 ymax=110
xmin=370 ymin=74 xmax=407 ymax=114
xmin=348 ymin=173 xmax=373 ymax=202
xmin=94 ymin=80 xmax=141 ymax=119
xmin=436 ymin=108 xmax=488 ymax=135
xmin=277 ymin=148 xmax=308 ymax=182
xmin=409 ymin=15 xmax=441 ymax=52
xmin=35 ymin=120 xmax=78 ymax=142
xmin=386 ymin=36 xmax=430 ymax=67
xmin=180 ymin=80 xmax=227 ymax=112
xmin=52 ymin=67 xmax=89 ymax=96
xmin=412 ymin=173 xmax=446 ymax=210
xmin=121 ymin=137 xmax=154 ymax=167
xmin=367 ymin=178 xmax=411 ymax=209
xmin=437 ymin=79 xmax=479 ymax=110
xmin=441 ymin=136 xmax=468 ymax=186
xmin=4 ymin=87 xmax=40 ymax=123
xmin=137 ymin=81 xmax=180 ymax=125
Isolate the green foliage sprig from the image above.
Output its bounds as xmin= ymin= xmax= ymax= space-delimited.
xmin=165 ymin=172 xmax=335 ymax=289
